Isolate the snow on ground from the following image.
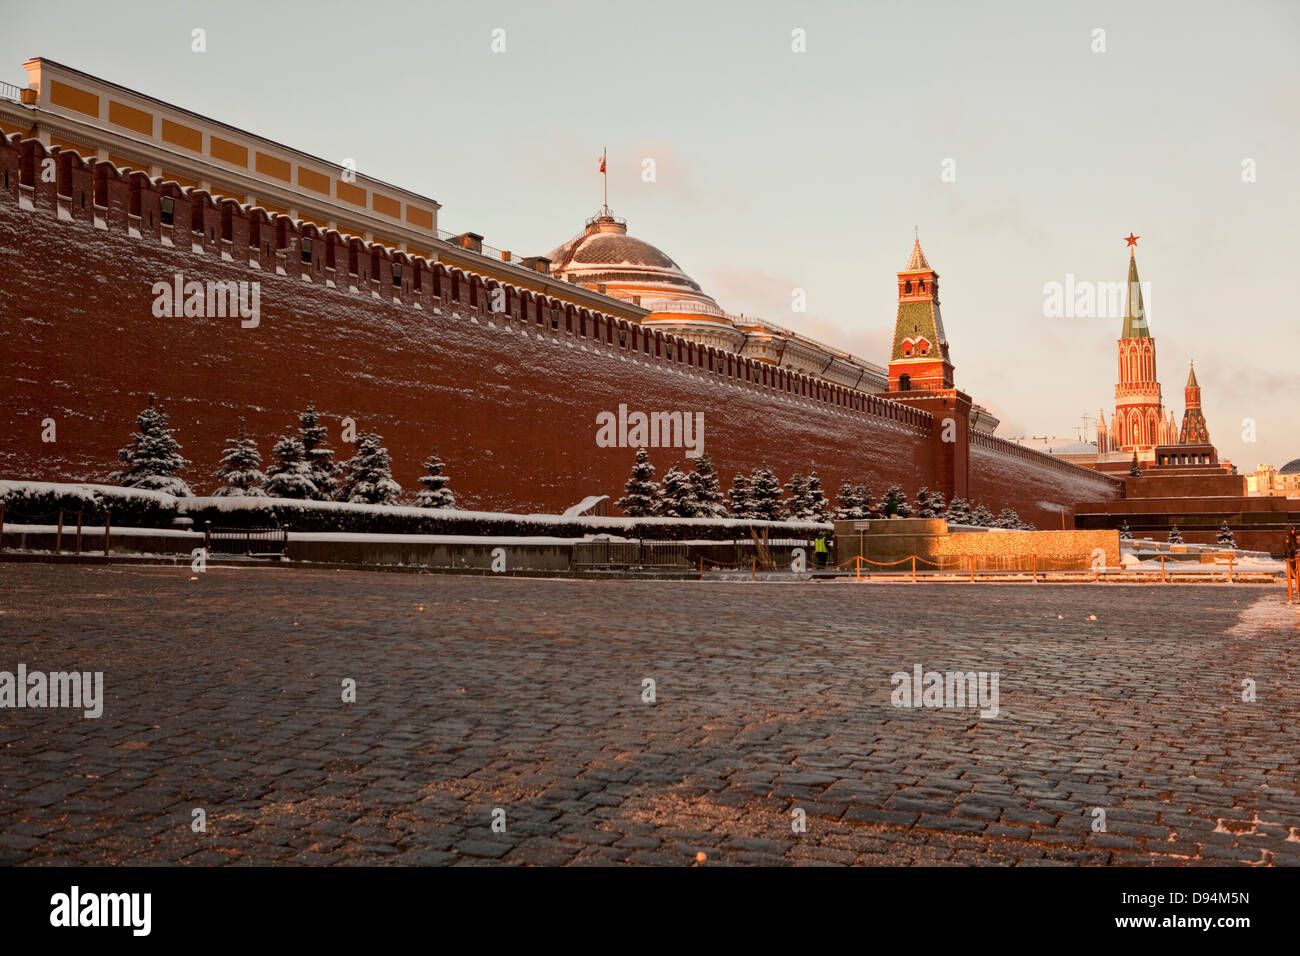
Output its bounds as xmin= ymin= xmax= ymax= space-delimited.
xmin=1227 ymin=594 xmax=1300 ymax=637
xmin=1126 ymin=556 xmax=1285 ymax=573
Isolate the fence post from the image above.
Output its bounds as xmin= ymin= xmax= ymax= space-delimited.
xmin=205 ymin=520 xmax=211 ymax=552
xmin=103 ymin=508 xmax=111 ymax=557
xmin=911 ymin=555 xmax=916 ymax=582
xmin=1160 ymin=554 xmax=1166 ymax=583
xmin=1228 ymin=552 xmax=1233 ymax=584
xmin=55 ymin=509 xmax=63 ymax=554
xmin=969 ymin=555 xmax=975 ymax=583
xmin=856 ymin=555 xmax=861 ymax=583
xmin=1032 ymin=554 xmax=1037 ymax=583
xmin=751 ymin=556 xmax=756 ymax=581
xmin=698 ymin=555 xmax=703 ymax=581
xmin=75 ymin=512 xmax=83 ymax=553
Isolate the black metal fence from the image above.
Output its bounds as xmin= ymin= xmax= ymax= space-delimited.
xmin=572 ymin=540 xmax=694 ymax=569
xmin=206 ymin=526 xmax=287 ymax=557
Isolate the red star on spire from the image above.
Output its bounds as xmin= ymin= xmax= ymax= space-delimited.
xmin=1124 ymin=232 xmax=1140 ymax=251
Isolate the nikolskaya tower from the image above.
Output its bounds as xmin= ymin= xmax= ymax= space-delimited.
xmin=1098 ymin=235 xmax=1177 ymax=463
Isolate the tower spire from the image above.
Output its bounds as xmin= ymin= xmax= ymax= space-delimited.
xmin=1121 ymin=246 xmax=1149 ymax=339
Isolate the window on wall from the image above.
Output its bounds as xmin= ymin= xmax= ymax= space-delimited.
xmin=300 ymin=236 xmax=313 ymax=263
xmin=551 ymin=308 xmax=559 ymax=330
xmin=392 ymin=262 xmax=403 ymax=287
xmin=619 ymin=327 xmax=627 ymax=348
xmin=159 ymin=195 xmax=174 ymax=226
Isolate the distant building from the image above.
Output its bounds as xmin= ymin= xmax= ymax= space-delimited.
xmin=1248 ymin=461 xmax=1300 ymax=498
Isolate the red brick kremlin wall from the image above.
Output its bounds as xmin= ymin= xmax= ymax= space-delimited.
xmin=0 ymin=137 xmax=1121 ymax=524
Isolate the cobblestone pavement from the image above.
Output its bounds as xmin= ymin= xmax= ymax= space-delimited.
xmin=1 ymin=564 xmax=1298 ymax=866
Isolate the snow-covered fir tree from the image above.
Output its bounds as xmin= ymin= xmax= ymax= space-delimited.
xmin=855 ymin=485 xmax=875 ymax=518
xmin=656 ymin=465 xmax=699 ymax=518
xmin=994 ymin=507 xmax=1022 ymax=529
xmin=834 ymin=480 xmax=868 ymax=520
xmin=338 ymin=432 xmax=402 ymax=505
xmin=1168 ymin=525 xmax=1184 ymax=544
xmin=944 ymin=497 xmax=973 ymax=525
xmin=748 ymin=466 xmax=785 ymax=521
xmin=803 ymin=472 xmax=831 ymax=523
xmin=727 ymin=473 xmax=755 ymax=519
xmin=1118 ymin=520 xmax=1134 ymax=540
xmin=263 ymin=436 xmax=318 ymax=499
xmin=110 ymin=394 xmax=193 ymax=496
xmin=1216 ymin=522 xmax=1236 ymax=547
xmin=913 ymin=486 xmax=935 ymax=517
xmin=414 ymin=449 xmax=455 ymax=509
xmin=690 ymin=454 xmax=727 ymax=518
xmin=212 ymin=418 xmax=266 ymax=497
xmin=971 ymin=504 xmax=997 ymax=527
xmin=924 ymin=489 xmax=947 ymax=519
xmin=1129 ymin=453 xmax=1142 ymax=477
xmin=782 ymin=473 xmax=809 ymax=521
xmin=297 ymin=406 xmax=339 ymax=501
xmin=616 ymin=449 xmax=658 ymax=517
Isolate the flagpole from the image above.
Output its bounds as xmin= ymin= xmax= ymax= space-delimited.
xmin=603 ymin=146 xmax=607 ymax=214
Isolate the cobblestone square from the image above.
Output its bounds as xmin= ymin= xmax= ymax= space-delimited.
xmin=1 ymin=564 xmax=1297 ymax=865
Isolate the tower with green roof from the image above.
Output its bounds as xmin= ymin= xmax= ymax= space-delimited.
xmin=1111 ymin=237 xmax=1172 ymax=460
xmin=885 ymin=235 xmax=972 ymax=505
xmin=888 ymin=237 xmax=953 ymax=393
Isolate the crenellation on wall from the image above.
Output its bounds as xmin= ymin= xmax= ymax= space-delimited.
xmin=970 ymin=428 xmax=1121 ymax=487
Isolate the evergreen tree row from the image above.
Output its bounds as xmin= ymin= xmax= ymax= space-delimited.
xmin=111 ymin=397 xmax=455 ymax=509
xmin=615 ymin=453 xmax=1035 ymax=528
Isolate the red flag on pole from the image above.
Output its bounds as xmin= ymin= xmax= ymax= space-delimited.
xmin=598 ymin=151 xmax=606 ymax=174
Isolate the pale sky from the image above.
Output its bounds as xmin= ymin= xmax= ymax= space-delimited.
xmin=6 ymin=0 xmax=1298 ymax=467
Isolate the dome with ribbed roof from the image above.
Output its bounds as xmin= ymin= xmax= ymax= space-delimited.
xmin=546 ymin=213 xmax=717 ymax=306
xmin=1280 ymin=458 xmax=1300 ymax=475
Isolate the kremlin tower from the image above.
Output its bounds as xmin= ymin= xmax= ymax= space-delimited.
xmin=1091 ymin=236 xmax=1231 ymax=476
xmin=887 ymin=237 xmax=972 ymax=502
xmin=1102 ymin=236 xmax=1176 ymax=462
xmin=1179 ymin=361 xmax=1210 ymax=445
xmin=888 ymin=237 xmax=953 ymax=392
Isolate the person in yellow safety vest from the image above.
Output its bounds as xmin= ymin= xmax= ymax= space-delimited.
xmin=813 ymin=530 xmax=829 ymax=569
